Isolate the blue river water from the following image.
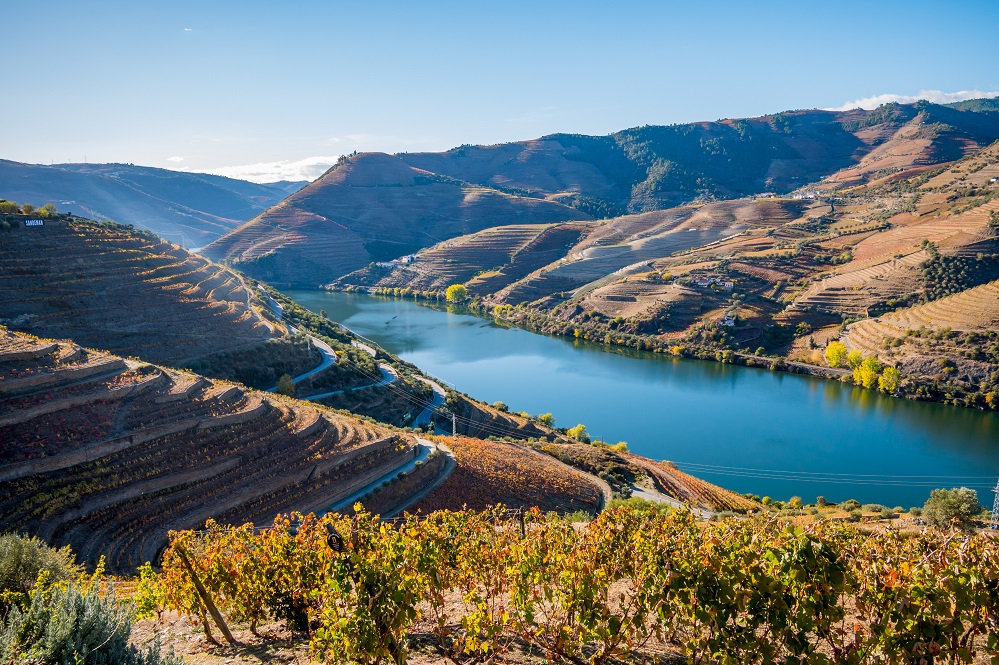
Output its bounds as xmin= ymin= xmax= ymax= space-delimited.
xmin=286 ymin=290 xmax=999 ymax=508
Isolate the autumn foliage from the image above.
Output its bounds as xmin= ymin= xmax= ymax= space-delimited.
xmin=157 ymin=507 xmax=999 ymax=664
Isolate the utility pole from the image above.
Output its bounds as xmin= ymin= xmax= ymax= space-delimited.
xmin=990 ymin=479 xmax=999 ymax=531
xmin=452 ymin=412 xmax=457 ymax=440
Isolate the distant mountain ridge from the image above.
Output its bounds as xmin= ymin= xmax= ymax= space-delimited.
xmin=0 ymin=160 xmax=306 ymax=247
xmin=205 ymin=100 xmax=999 ymax=286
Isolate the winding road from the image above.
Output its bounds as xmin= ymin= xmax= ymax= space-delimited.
xmin=301 ymin=363 xmax=398 ymax=401
xmin=412 ymin=376 xmax=446 ymax=428
xmin=320 ymin=437 xmax=448 ymax=515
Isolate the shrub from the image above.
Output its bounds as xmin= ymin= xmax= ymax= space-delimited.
xmin=838 ymin=499 xmax=861 ymax=511
xmin=566 ymin=424 xmax=590 ymax=444
xmin=922 ymin=487 xmax=981 ymax=530
xmin=275 ymin=373 xmax=296 ymax=396
xmin=815 ymin=496 xmax=829 ymax=507
xmin=0 ymin=581 xmax=180 ymax=665
xmin=862 ymin=503 xmax=887 ymax=513
xmin=847 ymin=510 xmax=863 ymax=522
xmin=824 ymin=341 xmax=847 ymax=367
xmin=788 ymin=496 xmax=803 ymax=509
xmin=444 ymin=284 xmax=467 ymax=302
xmin=0 ymin=534 xmax=82 ymax=611
xmin=910 ymin=507 xmax=923 ymax=517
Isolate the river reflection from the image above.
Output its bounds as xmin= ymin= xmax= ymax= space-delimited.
xmin=285 ymin=290 xmax=999 ymax=507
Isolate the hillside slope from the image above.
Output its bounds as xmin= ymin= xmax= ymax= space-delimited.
xmin=0 ymin=216 xmax=290 ymax=369
xmin=0 ymin=160 xmax=303 ymax=247
xmin=0 ymin=328 xmax=412 ymax=571
xmin=202 ymin=153 xmax=591 ymax=286
xmin=211 ymin=101 xmax=999 ymax=288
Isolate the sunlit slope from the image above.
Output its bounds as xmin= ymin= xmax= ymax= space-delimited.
xmin=0 ymin=328 xmax=410 ymax=571
xmin=204 ymin=101 xmax=999 ymax=288
xmin=0 ymin=217 xmax=281 ymax=367
xmin=202 ymin=153 xmax=591 ymax=286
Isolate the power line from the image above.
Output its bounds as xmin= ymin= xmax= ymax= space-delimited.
xmin=990 ymin=480 xmax=999 ymax=531
xmin=672 ymin=462 xmax=998 ymax=488
xmin=673 ymin=461 xmax=998 ymax=480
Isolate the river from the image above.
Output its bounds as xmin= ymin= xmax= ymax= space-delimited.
xmin=285 ymin=290 xmax=999 ymax=508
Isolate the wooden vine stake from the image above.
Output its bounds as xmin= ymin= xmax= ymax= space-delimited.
xmin=174 ymin=544 xmax=237 ymax=645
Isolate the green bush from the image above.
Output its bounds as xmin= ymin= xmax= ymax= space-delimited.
xmin=0 ymin=582 xmax=180 ymax=665
xmin=0 ymin=534 xmax=81 ymax=611
xmin=922 ymin=487 xmax=981 ymax=530
xmin=838 ymin=499 xmax=861 ymax=511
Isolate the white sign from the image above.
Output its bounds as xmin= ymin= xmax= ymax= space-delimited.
xmin=24 ymin=219 xmax=44 ymax=227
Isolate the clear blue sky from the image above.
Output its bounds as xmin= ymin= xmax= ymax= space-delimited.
xmin=4 ymin=0 xmax=999 ymax=181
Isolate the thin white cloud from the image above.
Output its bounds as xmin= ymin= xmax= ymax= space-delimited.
xmin=166 ymin=155 xmax=184 ymax=163
xmin=200 ymin=156 xmax=341 ymax=183
xmin=826 ymin=89 xmax=999 ymax=111
xmin=183 ymin=27 xmax=193 ymax=32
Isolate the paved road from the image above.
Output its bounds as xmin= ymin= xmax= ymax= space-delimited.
xmin=412 ymin=376 xmax=446 ymax=427
xmin=266 ymin=336 xmax=338 ymax=393
xmin=321 ymin=437 xmax=440 ymax=514
xmin=301 ymin=363 xmax=398 ymax=401
xmin=384 ymin=441 xmax=457 ymax=517
xmin=352 ymin=340 xmax=377 ymax=357
xmin=630 ymin=482 xmax=713 ymax=519
xmin=256 ymin=287 xmax=339 ymax=392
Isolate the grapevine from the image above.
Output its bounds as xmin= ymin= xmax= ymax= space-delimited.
xmin=158 ymin=507 xmax=999 ymax=664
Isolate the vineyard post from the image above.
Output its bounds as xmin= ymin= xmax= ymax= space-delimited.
xmin=174 ymin=545 xmax=237 ymax=646
xmin=519 ymin=508 xmax=526 ymax=538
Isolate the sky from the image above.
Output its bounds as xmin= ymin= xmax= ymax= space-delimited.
xmin=4 ymin=0 xmax=999 ymax=182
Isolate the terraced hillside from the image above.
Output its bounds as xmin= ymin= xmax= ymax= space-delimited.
xmin=210 ymin=101 xmax=999 ymax=288
xmin=0 ymin=160 xmax=303 ymax=247
xmin=0 ymin=217 xmax=289 ymax=369
xmin=202 ymin=153 xmax=591 ymax=286
xmin=842 ymin=279 xmax=999 ymax=383
xmin=410 ymin=436 xmax=605 ymax=514
xmin=0 ymin=329 xmax=417 ymax=571
xmin=536 ymin=442 xmax=759 ymax=513
xmin=339 ymin=222 xmax=594 ymax=294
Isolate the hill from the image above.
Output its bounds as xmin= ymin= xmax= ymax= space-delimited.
xmin=327 ymin=104 xmax=999 ymax=410
xmin=201 ymin=153 xmax=592 ymax=286
xmin=0 ymin=160 xmax=304 ymax=248
xmin=212 ymin=101 xmax=999 ymax=288
xmin=0 ymin=215 xmax=289 ymax=370
xmin=0 ymin=328 xmax=417 ymax=571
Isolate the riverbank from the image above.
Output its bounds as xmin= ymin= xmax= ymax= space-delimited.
xmin=348 ymin=285 xmax=996 ymax=412
xmin=283 ymin=288 xmax=999 ymax=508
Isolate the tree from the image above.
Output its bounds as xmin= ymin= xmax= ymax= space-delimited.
xmin=0 ymin=200 xmax=18 ymax=214
xmin=445 ymin=284 xmax=467 ymax=302
xmin=20 ymin=203 xmax=35 ymax=215
xmin=38 ymin=203 xmax=57 ymax=217
xmin=853 ymin=356 xmax=882 ymax=389
xmin=788 ymin=496 xmax=803 ymax=509
xmin=491 ymin=401 xmax=508 ymax=412
xmin=535 ymin=412 xmax=555 ymax=427
xmin=878 ymin=366 xmax=901 ymax=394
xmin=566 ymin=423 xmax=590 ymax=443
xmin=824 ymin=341 xmax=847 ymax=367
xmin=275 ymin=373 xmax=296 ymax=396
xmin=846 ymin=349 xmax=863 ymax=370
xmin=922 ymin=487 xmax=981 ymax=530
